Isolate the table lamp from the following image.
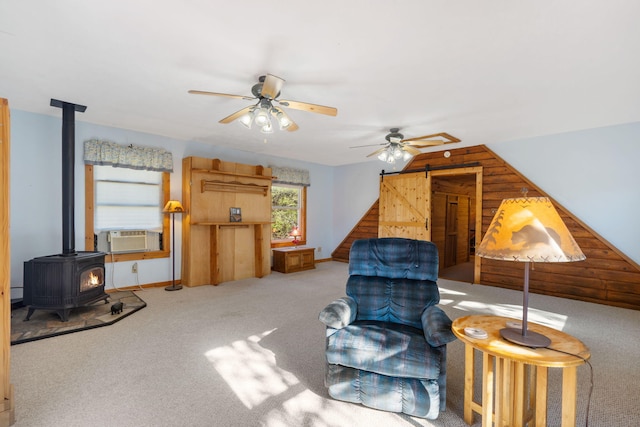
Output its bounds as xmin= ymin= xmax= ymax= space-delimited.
xmin=290 ymin=225 xmax=301 ymax=246
xmin=163 ymin=200 xmax=184 ymax=291
xmin=476 ymin=193 xmax=585 ymax=347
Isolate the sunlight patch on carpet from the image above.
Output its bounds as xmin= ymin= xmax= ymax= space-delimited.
xmin=205 ymin=329 xmax=300 ymax=409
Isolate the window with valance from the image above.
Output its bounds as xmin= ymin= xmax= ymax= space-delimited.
xmin=83 ymin=139 xmax=171 ymax=261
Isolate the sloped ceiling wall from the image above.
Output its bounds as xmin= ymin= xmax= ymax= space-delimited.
xmin=332 ymin=145 xmax=640 ymax=310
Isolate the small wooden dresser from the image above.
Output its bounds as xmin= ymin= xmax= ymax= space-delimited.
xmin=272 ymin=247 xmax=315 ymax=273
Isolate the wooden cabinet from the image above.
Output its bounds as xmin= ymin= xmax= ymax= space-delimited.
xmin=272 ymin=247 xmax=315 ymax=273
xmin=182 ymin=157 xmax=273 ymax=286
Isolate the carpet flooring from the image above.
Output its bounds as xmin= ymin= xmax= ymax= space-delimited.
xmin=10 ymin=290 xmax=146 ymax=345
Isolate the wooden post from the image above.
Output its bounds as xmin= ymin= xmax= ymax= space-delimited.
xmin=0 ymin=98 xmax=16 ymax=426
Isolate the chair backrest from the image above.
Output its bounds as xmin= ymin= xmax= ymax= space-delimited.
xmin=347 ymin=238 xmax=440 ymax=328
xmin=349 ymin=238 xmax=439 ymax=281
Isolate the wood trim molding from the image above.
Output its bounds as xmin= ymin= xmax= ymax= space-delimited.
xmin=84 ymin=164 xmax=171 ymax=262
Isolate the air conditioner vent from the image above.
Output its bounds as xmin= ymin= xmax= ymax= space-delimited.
xmin=108 ymin=230 xmax=149 ymax=253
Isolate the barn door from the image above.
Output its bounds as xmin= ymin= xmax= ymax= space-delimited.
xmin=378 ymin=172 xmax=431 ymax=240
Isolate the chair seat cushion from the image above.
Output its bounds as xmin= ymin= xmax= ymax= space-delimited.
xmin=326 ymin=320 xmax=442 ymax=379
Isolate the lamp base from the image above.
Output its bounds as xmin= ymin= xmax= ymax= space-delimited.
xmin=500 ymin=327 xmax=551 ymax=348
xmin=165 ymin=284 xmax=183 ymax=291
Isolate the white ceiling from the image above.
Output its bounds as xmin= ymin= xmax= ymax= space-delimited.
xmin=2 ymin=1 xmax=639 ymax=166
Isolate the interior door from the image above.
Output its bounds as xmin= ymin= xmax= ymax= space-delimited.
xmin=378 ymin=172 xmax=431 ymax=240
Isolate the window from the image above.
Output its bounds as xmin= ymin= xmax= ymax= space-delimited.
xmin=94 ymin=166 xmax=163 ymax=231
xmin=271 ymin=184 xmax=306 ymax=247
xmin=85 ymin=164 xmax=170 ymax=262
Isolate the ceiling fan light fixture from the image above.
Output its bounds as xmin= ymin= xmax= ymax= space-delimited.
xmin=238 ymin=110 xmax=253 ymax=129
xmin=260 ymin=120 xmax=274 ymax=134
xmin=276 ymin=111 xmax=292 ymax=130
xmin=254 ymin=109 xmax=270 ymax=127
xmin=402 ymin=151 xmax=412 ymax=161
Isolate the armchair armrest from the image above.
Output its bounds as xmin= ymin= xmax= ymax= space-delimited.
xmin=421 ymin=306 xmax=457 ymax=347
xmin=319 ymin=297 xmax=357 ymax=329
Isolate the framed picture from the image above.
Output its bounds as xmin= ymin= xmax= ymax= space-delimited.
xmin=229 ymin=207 xmax=242 ymax=222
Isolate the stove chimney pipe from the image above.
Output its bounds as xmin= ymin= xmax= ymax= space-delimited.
xmin=50 ymin=99 xmax=86 ymax=257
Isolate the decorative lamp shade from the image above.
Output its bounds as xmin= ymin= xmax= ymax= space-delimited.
xmin=290 ymin=226 xmax=301 ymax=237
xmin=163 ymin=200 xmax=184 ymax=213
xmin=476 ymin=197 xmax=585 ymax=263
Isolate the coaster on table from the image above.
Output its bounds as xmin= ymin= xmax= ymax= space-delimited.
xmin=464 ymin=327 xmax=488 ymax=339
xmin=506 ymin=321 xmax=522 ymax=329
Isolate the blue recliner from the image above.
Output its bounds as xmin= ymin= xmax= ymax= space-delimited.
xmin=319 ymin=238 xmax=456 ymax=419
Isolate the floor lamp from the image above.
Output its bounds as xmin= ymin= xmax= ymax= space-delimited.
xmin=163 ymin=200 xmax=184 ymax=291
xmin=476 ymin=194 xmax=585 ymax=347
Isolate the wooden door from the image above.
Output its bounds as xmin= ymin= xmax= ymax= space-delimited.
xmin=444 ymin=196 xmax=458 ymax=267
xmin=378 ymin=172 xmax=431 ymax=240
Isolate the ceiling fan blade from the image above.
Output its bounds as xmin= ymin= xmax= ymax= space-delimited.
xmin=404 ymin=140 xmax=445 ymax=147
xmin=261 ymin=74 xmax=285 ymax=99
xmin=219 ymin=106 xmax=253 ymax=124
xmin=349 ymin=143 xmax=386 ymax=149
xmin=188 ymin=90 xmax=255 ymax=101
xmin=402 ymin=132 xmax=461 ymax=143
xmin=366 ymin=146 xmax=389 ymax=158
xmin=286 ymin=121 xmax=299 ymax=132
xmin=277 ymin=99 xmax=338 ymax=116
xmin=403 ymin=145 xmax=422 ymax=156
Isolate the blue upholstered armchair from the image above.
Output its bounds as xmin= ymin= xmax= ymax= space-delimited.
xmin=319 ymin=238 xmax=456 ymax=419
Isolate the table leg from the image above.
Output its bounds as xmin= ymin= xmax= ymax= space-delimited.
xmin=561 ymin=366 xmax=578 ymax=427
xmin=494 ymin=357 xmax=510 ymax=427
xmin=463 ymin=344 xmax=474 ymax=424
xmin=536 ymin=366 xmax=548 ymax=427
xmin=482 ymin=352 xmax=495 ymax=427
xmin=513 ymin=362 xmax=526 ymax=427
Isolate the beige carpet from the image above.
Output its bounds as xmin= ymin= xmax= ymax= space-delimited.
xmin=9 ymin=262 xmax=640 ymax=426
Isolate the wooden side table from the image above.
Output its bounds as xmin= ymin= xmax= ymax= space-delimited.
xmin=272 ymin=247 xmax=315 ymax=273
xmin=452 ymin=315 xmax=590 ymax=427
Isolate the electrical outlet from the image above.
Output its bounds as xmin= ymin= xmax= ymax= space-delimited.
xmin=131 ymin=262 xmax=138 ymax=273
xmin=317 ymin=247 xmax=322 ymax=253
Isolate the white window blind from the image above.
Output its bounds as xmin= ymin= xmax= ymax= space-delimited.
xmin=94 ymin=166 xmax=162 ymax=232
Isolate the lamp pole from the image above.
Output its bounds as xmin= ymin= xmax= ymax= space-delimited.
xmin=163 ymin=201 xmax=184 ymax=291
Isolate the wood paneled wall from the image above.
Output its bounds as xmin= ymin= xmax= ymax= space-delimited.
xmin=332 ymin=145 xmax=640 ymax=310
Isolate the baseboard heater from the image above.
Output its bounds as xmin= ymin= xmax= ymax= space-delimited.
xmin=108 ymin=230 xmax=149 ymax=253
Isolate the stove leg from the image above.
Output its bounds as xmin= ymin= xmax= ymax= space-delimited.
xmin=24 ymin=307 xmax=35 ymax=321
xmin=57 ymin=309 xmax=71 ymax=322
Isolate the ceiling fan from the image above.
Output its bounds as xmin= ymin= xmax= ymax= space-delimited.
xmin=188 ymin=74 xmax=338 ymax=133
xmin=351 ymin=128 xmax=461 ymax=163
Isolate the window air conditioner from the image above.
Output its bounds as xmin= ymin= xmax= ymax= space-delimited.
xmin=108 ymin=230 xmax=149 ymax=253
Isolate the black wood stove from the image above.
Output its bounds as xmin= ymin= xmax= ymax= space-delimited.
xmin=23 ymin=99 xmax=108 ymax=322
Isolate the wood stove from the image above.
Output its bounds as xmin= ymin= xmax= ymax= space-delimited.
xmin=23 ymin=99 xmax=108 ymax=322
xmin=24 ymin=252 xmax=107 ymax=321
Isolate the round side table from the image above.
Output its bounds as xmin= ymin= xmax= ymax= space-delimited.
xmin=452 ymin=315 xmax=590 ymax=427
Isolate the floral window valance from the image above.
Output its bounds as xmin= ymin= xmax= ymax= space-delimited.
xmin=84 ymin=139 xmax=173 ymax=172
xmin=270 ymin=166 xmax=310 ymax=187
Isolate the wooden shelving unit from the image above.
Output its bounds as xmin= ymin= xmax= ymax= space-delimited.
xmin=201 ymin=180 xmax=269 ymax=196
xmin=182 ymin=157 xmax=273 ymax=286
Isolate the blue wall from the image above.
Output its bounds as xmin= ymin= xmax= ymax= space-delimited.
xmin=10 ymin=110 xmax=335 ymax=296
